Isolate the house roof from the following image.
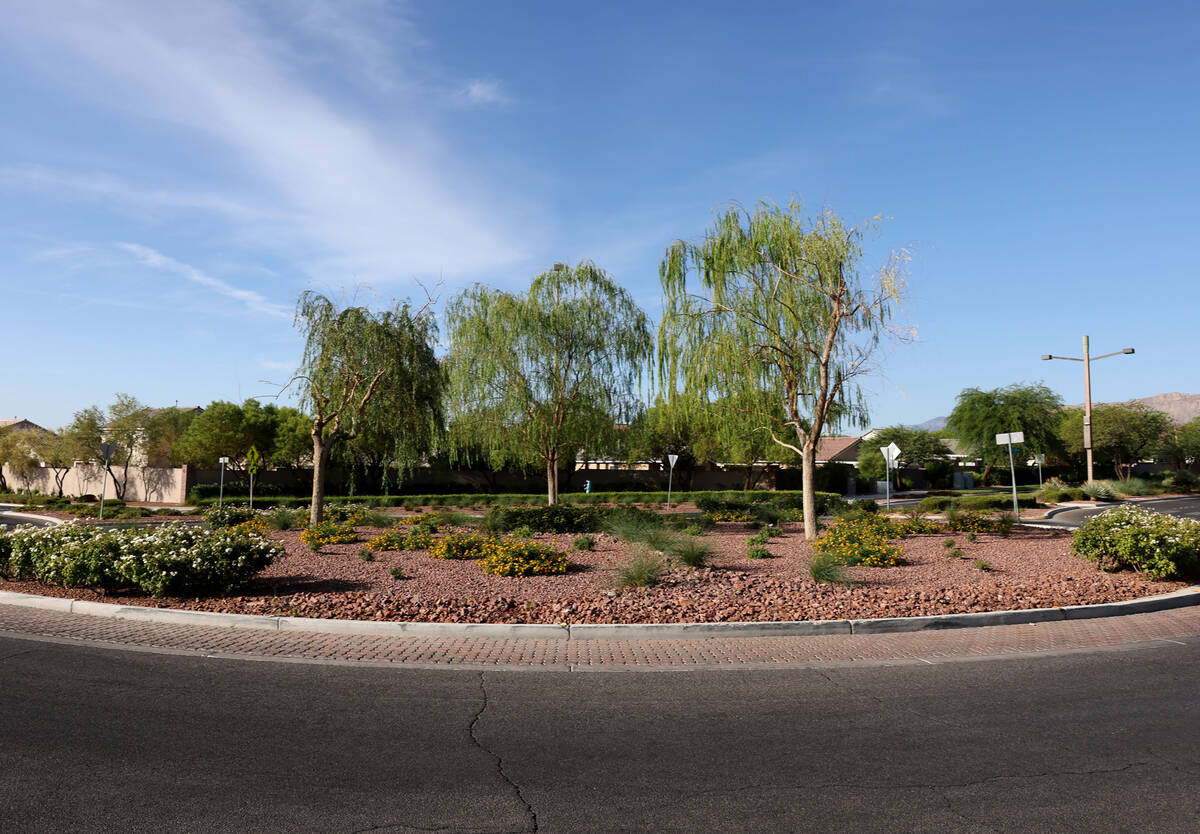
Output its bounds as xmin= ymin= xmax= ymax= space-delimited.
xmin=0 ymin=418 xmax=49 ymax=433
xmin=815 ymin=435 xmax=862 ymax=463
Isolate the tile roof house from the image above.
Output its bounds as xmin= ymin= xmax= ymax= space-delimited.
xmin=814 ymin=435 xmax=863 ymax=464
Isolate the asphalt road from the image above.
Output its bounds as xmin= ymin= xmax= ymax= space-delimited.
xmin=0 ymin=511 xmax=55 ymax=530
xmin=2 ymin=634 xmax=1197 ymax=833
xmin=1042 ymin=496 xmax=1200 ymax=528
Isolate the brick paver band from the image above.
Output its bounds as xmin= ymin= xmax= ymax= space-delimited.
xmin=2 ymin=602 xmax=1197 ymax=669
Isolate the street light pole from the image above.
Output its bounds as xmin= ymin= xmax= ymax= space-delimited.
xmin=1042 ymin=336 xmax=1134 ymax=484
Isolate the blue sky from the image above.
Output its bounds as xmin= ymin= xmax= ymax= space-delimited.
xmin=2 ymin=1 xmax=1197 ymax=432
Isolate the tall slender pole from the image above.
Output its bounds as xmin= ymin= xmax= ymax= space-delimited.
xmin=1083 ymin=334 xmax=1094 ymax=483
xmin=98 ymin=464 xmax=108 ymax=520
xmin=218 ymin=460 xmax=226 ymax=509
xmin=1006 ymin=440 xmax=1020 ymax=521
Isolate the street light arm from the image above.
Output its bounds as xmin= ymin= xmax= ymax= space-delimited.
xmin=1090 ymin=349 xmax=1134 ymax=361
xmin=1042 ymin=354 xmax=1083 ymax=362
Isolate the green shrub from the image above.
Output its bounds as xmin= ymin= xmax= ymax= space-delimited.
xmin=389 ymin=566 xmax=405 ymax=580
xmin=974 ymin=559 xmax=993 ymax=572
xmin=483 ymin=504 xmax=604 ymax=534
xmin=896 ymin=514 xmax=942 ymax=536
xmin=477 ymin=540 xmax=569 ymax=577
xmin=299 ymin=520 xmax=358 ymax=550
xmin=1162 ymin=470 xmax=1198 ymax=492
xmin=957 ymin=494 xmax=1040 ymax=511
xmin=944 ymin=510 xmax=1012 ymax=536
xmin=264 ymin=506 xmax=305 ymax=530
xmin=358 ymin=548 xmax=375 ymax=561
xmin=430 ymin=532 xmax=494 ymax=560
xmin=202 ymin=504 xmax=257 ymax=529
xmin=918 ymin=496 xmax=956 ymax=513
xmin=1072 ymin=505 xmax=1200 ymax=579
xmin=812 ymin=515 xmax=903 ymax=567
xmin=602 ymin=508 xmax=666 ymax=543
xmin=572 ymin=534 xmax=596 ymax=551
xmin=510 ymin=524 xmax=535 ymax=539
xmin=747 ymin=529 xmax=770 ymax=546
xmin=612 ymin=547 xmax=664 ymax=588
xmin=1 ymin=522 xmax=279 ymax=597
xmin=746 ymin=545 xmax=772 ymax=560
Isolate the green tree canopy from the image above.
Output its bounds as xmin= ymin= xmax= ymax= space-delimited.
xmin=1058 ymin=403 xmax=1172 ymax=480
xmin=945 ymin=383 xmax=1063 ymax=485
xmin=856 ymin=426 xmax=953 ymax=484
xmin=141 ymin=408 xmax=199 ymax=467
xmin=293 ymin=290 xmax=444 ymax=524
xmin=659 ymin=201 xmax=909 ymax=538
xmin=1160 ymin=417 xmax=1200 ymax=468
xmin=445 ymin=261 xmax=651 ymax=504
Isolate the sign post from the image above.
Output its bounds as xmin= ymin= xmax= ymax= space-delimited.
xmin=97 ymin=443 xmax=117 ymax=520
xmin=666 ymin=453 xmax=679 ymax=509
xmin=218 ymin=456 xmax=230 ymax=510
xmin=995 ymin=432 xmax=1025 ymax=520
xmin=880 ymin=442 xmax=901 ymax=510
xmin=246 ymin=447 xmax=261 ymax=510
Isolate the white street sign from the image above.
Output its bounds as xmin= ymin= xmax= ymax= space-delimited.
xmin=995 ymin=431 xmax=1025 ymax=446
xmin=881 ymin=442 xmax=901 ymax=466
xmin=667 ymin=454 xmax=678 ymax=469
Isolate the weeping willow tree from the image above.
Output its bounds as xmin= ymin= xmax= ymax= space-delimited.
xmin=292 ymin=291 xmax=444 ymax=524
xmin=445 ymin=262 xmax=651 ymax=504
xmin=659 ymin=202 xmax=911 ymax=539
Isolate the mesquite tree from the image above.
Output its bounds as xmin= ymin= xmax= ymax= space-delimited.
xmin=445 ymin=262 xmax=651 ymax=504
xmin=659 ymin=202 xmax=910 ymax=539
xmin=293 ymin=291 xmax=443 ymax=524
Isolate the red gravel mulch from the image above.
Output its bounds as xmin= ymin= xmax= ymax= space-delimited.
xmin=2 ymin=519 xmax=1184 ymax=624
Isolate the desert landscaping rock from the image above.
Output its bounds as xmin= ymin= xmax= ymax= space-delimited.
xmin=1 ymin=517 xmax=1181 ymax=624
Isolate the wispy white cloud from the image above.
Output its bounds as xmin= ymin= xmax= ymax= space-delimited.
xmin=455 ymin=79 xmax=512 ymax=108
xmin=0 ymin=164 xmax=273 ymax=222
xmin=120 ymin=243 xmax=292 ymax=319
xmin=3 ymin=1 xmax=526 ymax=282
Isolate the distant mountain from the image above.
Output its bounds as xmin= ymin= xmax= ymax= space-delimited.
xmin=1067 ymin=392 xmax=1200 ymax=425
xmin=913 ymin=392 xmax=1200 ymax=435
xmin=911 ymin=416 xmax=948 ymax=432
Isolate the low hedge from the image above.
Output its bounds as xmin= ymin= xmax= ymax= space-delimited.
xmin=0 ymin=521 xmax=280 ymax=597
xmin=919 ymin=494 xmax=1041 ymax=513
xmin=188 ymin=489 xmax=851 ymax=511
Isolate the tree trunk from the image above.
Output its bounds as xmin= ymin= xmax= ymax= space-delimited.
xmin=743 ymin=464 xmax=756 ymax=491
xmin=801 ymin=445 xmax=817 ymax=540
xmin=545 ymin=450 xmax=560 ymax=505
xmin=310 ymin=436 xmax=330 ymax=525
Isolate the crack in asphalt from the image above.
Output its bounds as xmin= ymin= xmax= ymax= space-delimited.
xmin=0 ymin=648 xmax=34 ymax=663
xmin=470 ymin=672 xmax=539 ymax=833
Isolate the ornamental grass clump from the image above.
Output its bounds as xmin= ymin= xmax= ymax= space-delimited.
xmin=612 ymin=545 xmax=665 ymax=589
xmin=1072 ymin=505 xmax=1200 ymax=579
xmin=299 ymin=520 xmax=359 ymax=550
xmin=812 ymin=515 xmax=904 ymax=568
xmin=670 ymin=536 xmax=709 ymax=568
xmin=809 ymin=552 xmax=855 ymax=585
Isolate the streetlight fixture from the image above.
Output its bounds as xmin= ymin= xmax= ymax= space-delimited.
xmin=1041 ymin=336 xmax=1135 ymax=483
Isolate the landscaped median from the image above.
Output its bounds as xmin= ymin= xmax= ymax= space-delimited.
xmin=1 ymin=498 xmax=1196 ymax=628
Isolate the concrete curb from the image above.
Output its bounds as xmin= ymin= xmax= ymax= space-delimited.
xmin=0 ymin=509 xmax=65 ymax=526
xmin=2 ymin=586 xmax=1197 ymax=641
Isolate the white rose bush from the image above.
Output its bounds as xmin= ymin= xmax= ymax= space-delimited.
xmin=0 ymin=521 xmax=281 ymax=597
xmin=1072 ymin=505 xmax=1200 ymax=580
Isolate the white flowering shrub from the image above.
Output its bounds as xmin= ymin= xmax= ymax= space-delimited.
xmin=0 ymin=521 xmax=281 ymax=597
xmin=1072 ymin=506 xmax=1200 ymax=579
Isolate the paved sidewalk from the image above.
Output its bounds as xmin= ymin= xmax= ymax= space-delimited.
xmin=2 ymin=601 xmax=1197 ymax=669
